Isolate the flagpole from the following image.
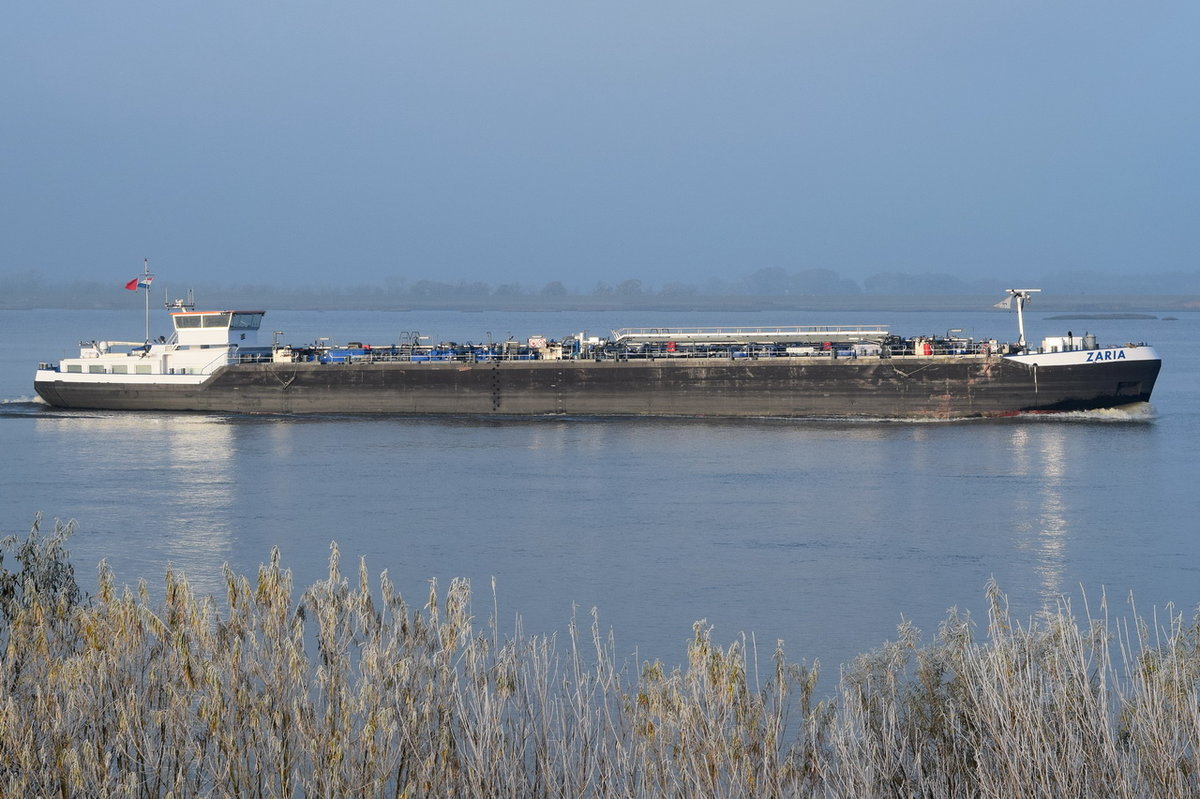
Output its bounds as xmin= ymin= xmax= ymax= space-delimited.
xmin=143 ymin=259 xmax=151 ymax=344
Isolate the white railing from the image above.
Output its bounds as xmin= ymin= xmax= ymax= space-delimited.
xmin=611 ymin=325 xmax=890 ymax=345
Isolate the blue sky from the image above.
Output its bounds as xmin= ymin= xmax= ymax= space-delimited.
xmin=3 ymin=1 xmax=1197 ymax=290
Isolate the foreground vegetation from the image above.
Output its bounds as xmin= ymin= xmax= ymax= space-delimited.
xmin=2 ymin=518 xmax=1198 ymax=797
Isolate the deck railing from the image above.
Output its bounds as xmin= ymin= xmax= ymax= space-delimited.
xmin=612 ymin=324 xmax=890 ymax=345
xmin=257 ymin=340 xmax=999 ymax=365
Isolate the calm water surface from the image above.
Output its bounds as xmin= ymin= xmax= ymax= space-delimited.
xmin=2 ymin=307 xmax=1197 ymax=680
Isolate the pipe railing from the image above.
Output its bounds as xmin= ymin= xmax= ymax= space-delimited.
xmin=261 ymin=341 xmax=1004 ymax=364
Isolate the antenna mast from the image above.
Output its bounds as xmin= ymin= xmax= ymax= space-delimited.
xmin=1004 ymin=289 xmax=1041 ymax=350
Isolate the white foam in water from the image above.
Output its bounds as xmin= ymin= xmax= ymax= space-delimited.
xmin=774 ymin=402 xmax=1159 ymax=425
xmin=0 ymin=396 xmax=46 ymax=405
xmin=1029 ymin=402 xmax=1156 ymax=422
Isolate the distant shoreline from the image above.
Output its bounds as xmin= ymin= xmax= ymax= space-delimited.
xmin=1044 ymin=312 xmax=1161 ymax=320
xmin=3 ymin=293 xmax=1199 ymax=314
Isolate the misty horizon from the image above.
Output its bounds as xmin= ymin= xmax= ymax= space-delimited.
xmin=4 ymin=265 xmax=1198 ymax=312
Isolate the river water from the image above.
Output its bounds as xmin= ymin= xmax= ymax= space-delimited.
xmin=1 ymin=306 xmax=1196 ymax=681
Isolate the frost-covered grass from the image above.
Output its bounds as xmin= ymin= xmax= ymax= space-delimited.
xmin=2 ymin=517 xmax=1198 ymax=797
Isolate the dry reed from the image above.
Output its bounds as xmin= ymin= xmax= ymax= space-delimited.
xmin=2 ymin=518 xmax=1198 ymax=797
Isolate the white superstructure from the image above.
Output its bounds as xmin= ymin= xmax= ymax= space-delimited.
xmin=35 ymin=310 xmax=266 ymax=387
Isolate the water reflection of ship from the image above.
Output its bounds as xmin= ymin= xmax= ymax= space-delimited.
xmin=1009 ymin=426 xmax=1070 ymax=599
xmin=36 ymin=413 xmax=236 ymax=596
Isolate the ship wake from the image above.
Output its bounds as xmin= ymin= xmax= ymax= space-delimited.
xmin=1026 ymin=402 xmax=1156 ymax=423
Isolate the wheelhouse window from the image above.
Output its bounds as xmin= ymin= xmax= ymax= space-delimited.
xmin=202 ymin=313 xmax=232 ymax=328
xmin=175 ymin=313 xmax=233 ymax=329
xmin=230 ymin=313 xmax=263 ymax=330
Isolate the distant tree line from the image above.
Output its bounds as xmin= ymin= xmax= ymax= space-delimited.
xmin=1 ymin=267 xmax=1198 ymax=310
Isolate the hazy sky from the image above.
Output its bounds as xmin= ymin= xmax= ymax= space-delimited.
xmin=3 ymin=1 xmax=1197 ymax=290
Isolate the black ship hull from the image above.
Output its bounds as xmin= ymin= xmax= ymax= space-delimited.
xmin=34 ymin=354 xmax=1161 ymax=419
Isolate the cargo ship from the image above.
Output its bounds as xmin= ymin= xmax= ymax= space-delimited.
xmin=33 ymin=290 xmax=1161 ymax=419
